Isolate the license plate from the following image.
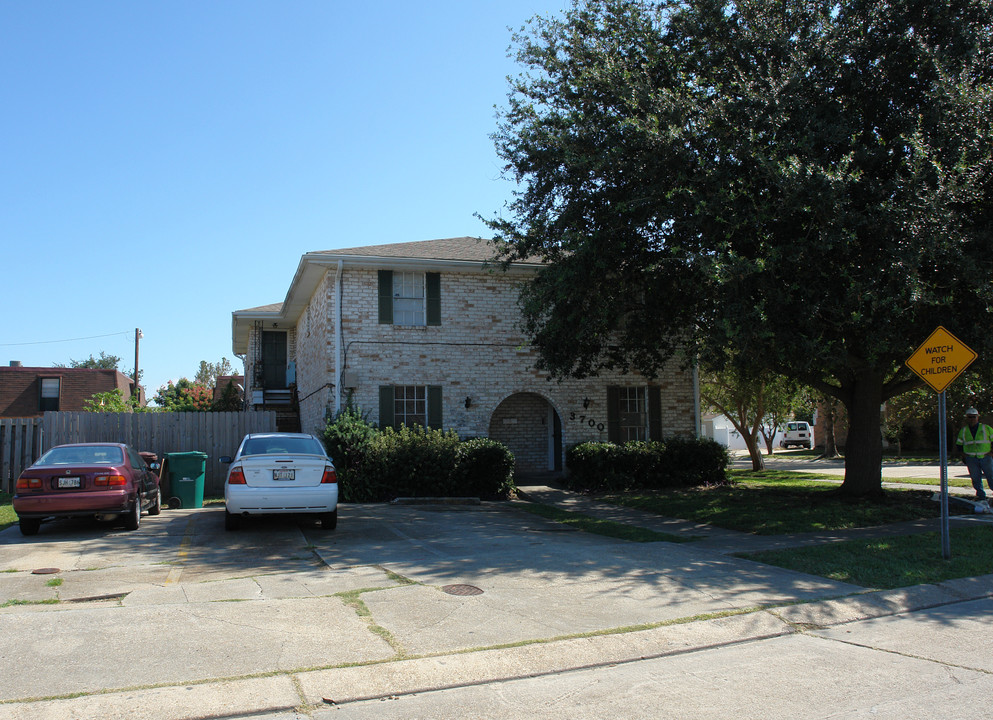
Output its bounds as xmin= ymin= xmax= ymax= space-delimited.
xmin=273 ymin=469 xmax=295 ymax=481
xmin=58 ymin=477 xmax=81 ymax=489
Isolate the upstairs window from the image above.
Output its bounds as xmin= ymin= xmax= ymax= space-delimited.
xmin=39 ymin=377 xmax=61 ymax=412
xmin=378 ymin=270 xmax=441 ymax=326
xmin=393 ymin=272 xmax=425 ymax=326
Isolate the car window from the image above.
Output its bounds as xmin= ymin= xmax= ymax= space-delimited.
xmin=38 ymin=446 xmax=124 ymax=465
xmin=787 ymin=423 xmax=797 ymax=431
xmin=241 ymin=436 xmax=326 ymax=457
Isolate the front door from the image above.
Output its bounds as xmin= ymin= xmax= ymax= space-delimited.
xmin=261 ymin=331 xmax=287 ymax=389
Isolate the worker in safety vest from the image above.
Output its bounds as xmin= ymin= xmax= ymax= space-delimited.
xmin=956 ymin=408 xmax=993 ymax=504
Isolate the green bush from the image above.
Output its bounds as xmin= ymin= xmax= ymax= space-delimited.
xmin=360 ymin=425 xmax=462 ymax=501
xmin=565 ymin=437 xmax=730 ymax=492
xmin=320 ymin=411 xmax=517 ymax=502
xmin=456 ymin=438 xmax=516 ymax=499
xmin=320 ymin=405 xmax=376 ymax=468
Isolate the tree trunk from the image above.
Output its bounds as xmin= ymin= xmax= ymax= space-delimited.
xmin=745 ymin=433 xmax=766 ymax=471
xmin=822 ymin=399 xmax=840 ymax=458
xmin=839 ymin=371 xmax=884 ymax=498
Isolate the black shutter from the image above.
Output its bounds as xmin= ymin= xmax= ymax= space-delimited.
xmin=378 ymin=270 xmax=393 ymax=324
xmin=606 ymin=387 xmax=620 ymax=443
xmin=426 ymin=272 xmax=441 ymax=326
xmin=427 ymin=386 xmax=443 ymax=429
xmin=648 ymin=386 xmax=662 ymax=441
xmin=379 ymin=386 xmax=395 ymax=428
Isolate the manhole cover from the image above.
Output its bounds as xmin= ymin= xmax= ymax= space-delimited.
xmin=441 ymin=584 xmax=483 ymax=596
xmin=31 ymin=568 xmax=60 ymax=575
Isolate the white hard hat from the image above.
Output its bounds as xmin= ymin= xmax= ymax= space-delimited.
xmin=966 ymin=408 xmax=979 ymax=416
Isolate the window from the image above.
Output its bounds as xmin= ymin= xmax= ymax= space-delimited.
xmin=618 ymin=387 xmax=648 ymax=442
xmin=39 ymin=377 xmax=60 ymax=412
xmin=607 ymin=386 xmax=662 ymax=443
xmin=393 ymin=272 xmax=425 ymax=326
xmin=378 ymin=270 xmax=441 ymax=326
xmin=394 ymin=385 xmax=427 ymax=427
xmin=379 ymin=385 xmax=443 ymax=429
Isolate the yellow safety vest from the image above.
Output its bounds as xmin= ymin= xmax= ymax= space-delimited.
xmin=958 ymin=423 xmax=993 ymax=457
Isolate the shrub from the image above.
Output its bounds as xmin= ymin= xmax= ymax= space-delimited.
xmin=659 ymin=435 xmax=730 ymax=487
xmin=565 ymin=437 xmax=730 ymax=492
xmin=455 ymin=438 xmax=516 ymax=499
xmin=320 ymin=411 xmax=517 ymax=502
xmin=360 ymin=425 xmax=462 ymax=500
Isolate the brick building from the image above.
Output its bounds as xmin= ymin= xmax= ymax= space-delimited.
xmin=231 ymin=237 xmax=700 ymax=475
xmin=0 ymin=363 xmax=142 ymax=417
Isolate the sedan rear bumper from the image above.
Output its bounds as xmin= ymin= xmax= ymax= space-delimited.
xmin=13 ymin=489 xmax=131 ymax=518
xmin=225 ymin=485 xmax=338 ymax=515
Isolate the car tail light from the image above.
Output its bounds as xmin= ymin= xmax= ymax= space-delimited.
xmin=95 ymin=474 xmax=127 ymax=486
xmin=321 ymin=466 xmax=337 ymax=484
xmin=16 ymin=477 xmax=42 ymax=489
xmin=227 ymin=467 xmax=247 ymax=485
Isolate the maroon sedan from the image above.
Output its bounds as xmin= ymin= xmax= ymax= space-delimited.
xmin=13 ymin=443 xmax=161 ymax=536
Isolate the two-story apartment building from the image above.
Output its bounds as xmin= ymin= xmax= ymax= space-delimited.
xmin=231 ymin=237 xmax=699 ymax=475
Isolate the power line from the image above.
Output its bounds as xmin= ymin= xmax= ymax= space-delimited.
xmin=0 ymin=331 xmax=133 ymax=347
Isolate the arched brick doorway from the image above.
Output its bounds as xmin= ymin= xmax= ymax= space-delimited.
xmin=488 ymin=393 xmax=562 ymax=476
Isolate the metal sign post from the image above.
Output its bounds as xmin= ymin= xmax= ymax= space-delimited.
xmin=906 ymin=326 xmax=977 ymax=561
xmin=938 ymin=391 xmax=950 ymax=559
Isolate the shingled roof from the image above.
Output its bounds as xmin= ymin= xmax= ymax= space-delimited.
xmin=231 ymin=237 xmax=539 ymax=354
xmin=311 ymin=236 xmax=500 ymax=263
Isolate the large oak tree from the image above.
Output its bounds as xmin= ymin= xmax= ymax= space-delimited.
xmin=489 ymin=0 xmax=993 ymax=496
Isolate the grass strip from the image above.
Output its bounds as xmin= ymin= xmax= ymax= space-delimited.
xmin=0 ymin=491 xmax=16 ymax=532
xmin=513 ymin=501 xmax=690 ymax=543
xmin=739 ymin=525 xmax=993 ymax=589
xmin=602 ymin=471 xmax=938 ymax=535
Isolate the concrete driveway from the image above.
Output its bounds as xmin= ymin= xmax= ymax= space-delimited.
xmin=1 ymin=501 xmax=990 ymax=719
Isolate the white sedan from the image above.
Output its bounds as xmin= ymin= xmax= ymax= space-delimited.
xmin=221 ymin=433 xmax=338 ymax=531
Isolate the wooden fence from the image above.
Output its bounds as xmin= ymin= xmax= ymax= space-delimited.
xmin=1 ymin=411 xmax=278 ymax=496
xmin=1 ymin=418 xmax=44 ymax=494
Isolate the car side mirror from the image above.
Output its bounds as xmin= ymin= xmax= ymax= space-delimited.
xmin=220 ymin=456 xmax=233 ymax=464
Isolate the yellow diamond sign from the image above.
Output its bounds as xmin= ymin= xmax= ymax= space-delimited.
xmin=906 ymin=326 xmax=977 ymax=393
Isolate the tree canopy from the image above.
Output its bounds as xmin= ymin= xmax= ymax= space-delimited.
xmin=154 ymin=379 xmax=213 ymax=412
xmin=56 ymin=351 xmax=121 ymax=370
xmin=489 ymin=0 xmax=993 ymax=496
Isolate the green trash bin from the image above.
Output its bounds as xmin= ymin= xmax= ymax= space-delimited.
xmin=165 ymin=451 xmax=208 ymax=509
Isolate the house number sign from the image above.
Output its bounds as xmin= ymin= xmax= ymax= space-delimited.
xmin=570 ymin=412 xmax=605 ymax=433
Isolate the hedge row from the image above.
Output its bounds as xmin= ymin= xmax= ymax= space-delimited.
xmin=319 ymin=407 xmax=516 ymax=502
xmin=564 ymin=437 xmax=730 ymax=492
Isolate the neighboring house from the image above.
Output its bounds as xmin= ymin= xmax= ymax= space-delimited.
xmin=230 ymin=237 xmax=699 ymax=475
xmin=0 ymin=363 xmax=143 ymax=417
xmin=212 ymin=375 xmax=245 ymax=403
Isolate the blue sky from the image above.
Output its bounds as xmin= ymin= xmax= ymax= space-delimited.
xmin=1 ymin=0 xmax=568 ymax=400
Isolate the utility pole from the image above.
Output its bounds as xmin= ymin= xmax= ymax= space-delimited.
xmin=134 ymin=328 xmax=142 ymax=399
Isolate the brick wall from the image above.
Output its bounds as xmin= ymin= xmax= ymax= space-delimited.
xmin=288 ymin=265 xmax=697 ymax=471
xmin=0 ymin=368 xmax=138 ymax=418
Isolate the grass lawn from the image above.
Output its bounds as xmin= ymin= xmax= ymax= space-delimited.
xmin=740 ymin=525 xmax=993 ymax=589
xmin=600 ymin=470 xmax=939 ymax=535
xmin=0 ymin=492 xmax=15 ymax=532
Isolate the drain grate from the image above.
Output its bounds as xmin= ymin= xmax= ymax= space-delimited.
xmin=441 ymin=584 xmax=483 ymax=596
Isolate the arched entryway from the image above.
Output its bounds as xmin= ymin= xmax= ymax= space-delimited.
xmin=488 ymin=393 xmax=562 ymax=477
